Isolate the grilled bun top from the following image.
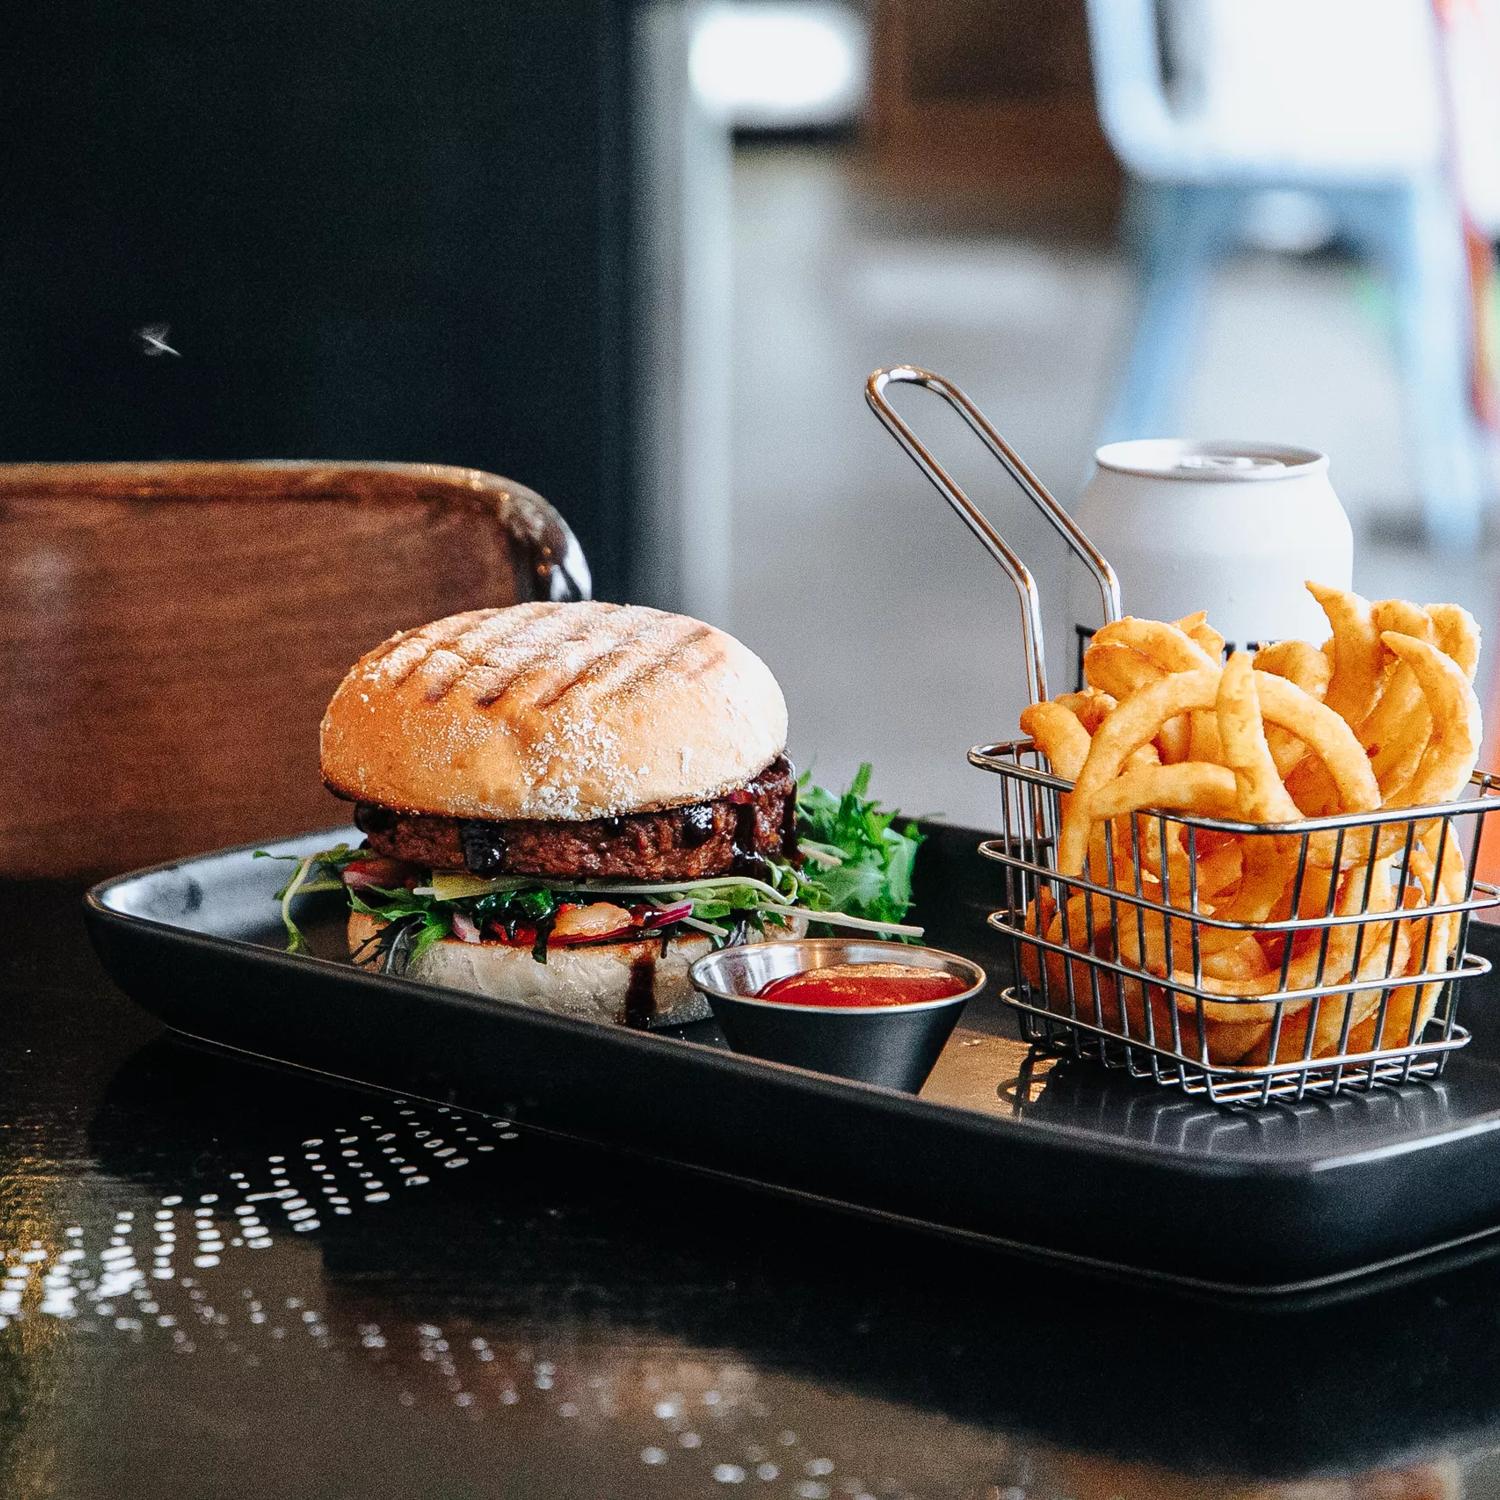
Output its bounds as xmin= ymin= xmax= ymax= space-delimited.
xmin=320 ymin=603 xmax=788 ymax=821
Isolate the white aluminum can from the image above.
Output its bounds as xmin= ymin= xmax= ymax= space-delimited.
xmin=1068 ymin=439 xmax=1352 ymax=673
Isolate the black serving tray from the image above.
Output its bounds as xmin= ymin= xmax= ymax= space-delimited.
xmin=84 ymin=822 xmax=1500 ymax=1297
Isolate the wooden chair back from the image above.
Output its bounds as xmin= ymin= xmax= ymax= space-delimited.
xmin=1 ymin=461 xmax=589 ymax=878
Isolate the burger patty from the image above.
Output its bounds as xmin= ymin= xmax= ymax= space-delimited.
xmin=351 ymin=757 xmax=799 ymax=881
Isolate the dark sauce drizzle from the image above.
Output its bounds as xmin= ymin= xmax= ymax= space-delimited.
xmin=780 ymin=769 xmax=801 ymax=861
xmin=681 ymin=803 xmax=715 ymax=847
xmin=730 ymin=801 xmax=770 ymax=880
xmin=459 ymin=821 xmax=509 ymax=876
xmin=353 ymin=803 xmax=396 ymax=836
xmin=623 ymin=958 xmax=656 ymax=1029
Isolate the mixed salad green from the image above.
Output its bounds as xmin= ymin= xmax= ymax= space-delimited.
xmin=261 ymin=763 xmax=925 ymax=969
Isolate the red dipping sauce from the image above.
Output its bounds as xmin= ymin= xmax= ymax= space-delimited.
xmin=756 ymin=962 xmax=969 ymax=1009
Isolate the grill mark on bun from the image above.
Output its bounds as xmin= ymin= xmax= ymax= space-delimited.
xmin=455 ymin=608 xmax=583 ymax=670
xmin=369 ymin=606 xmax=709 ymax=716
xmin=594 ymin=623 xmax=721 ymax=705
xmin=528 ymin=616 xmax=672 ymax=713
xmin=671 ymin=644 xmax=730 ymax=685
xmin=468 ymin=615 xmax=608 ymax=707
xmin=363 ymin=609 xmax=496 ymax=691
xmin=417 ymin=648 xmax=471 ymax=702
xmin=482 ymin=620 xmax=642 ymax=720
xmin=567 ymin=616 xmax=711 ymax=710
xmin=365 ymin=631 xmax=440 ymax=691
xmin=398 ymin=608 xmax=620 ymax=709
xmin=452 ymin=606 xmax=583 ymax=664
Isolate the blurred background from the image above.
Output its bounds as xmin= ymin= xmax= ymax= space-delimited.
xmin=9 ymin=0 xmax=1500 ymax=828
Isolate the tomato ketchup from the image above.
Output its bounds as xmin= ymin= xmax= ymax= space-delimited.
xmin=756 ymin=962 xmax=968 ymax=1008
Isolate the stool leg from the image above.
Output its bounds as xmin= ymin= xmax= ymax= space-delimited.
xmin=1384 ymin=179 xmax=1490 ymax=548
xmin=1101 ymin=181 xmax=1235 ymax=443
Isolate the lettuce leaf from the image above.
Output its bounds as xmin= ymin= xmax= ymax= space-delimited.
xmin=790 ymin=762 xmax=924 ymax=934
xmin=254 ymin=843 xmax=368 ymax=953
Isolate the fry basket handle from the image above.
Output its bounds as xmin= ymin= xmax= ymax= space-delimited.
xmin=865 ymin=364 xmax=1121 ymax=702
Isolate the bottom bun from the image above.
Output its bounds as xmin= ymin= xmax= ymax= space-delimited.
xmin=348 ymin=911 xmax=713 ymax=1027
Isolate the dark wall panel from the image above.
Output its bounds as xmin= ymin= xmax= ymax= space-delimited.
xmin=0 ymin=0 xmax=635 ymax=595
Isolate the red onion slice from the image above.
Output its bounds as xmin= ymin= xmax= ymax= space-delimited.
xmin=642 ymin=901 xmax=693 ymax=926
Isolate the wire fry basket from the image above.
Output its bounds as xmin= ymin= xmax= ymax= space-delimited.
xmin=866 ymin=364 xmax=1500 ymax=1105
xmin=973 ymin=741 xmax=1500 ymax=1102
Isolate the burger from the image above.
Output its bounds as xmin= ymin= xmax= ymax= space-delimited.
xmin=273 ymin=601 xmax=923 ymax=1028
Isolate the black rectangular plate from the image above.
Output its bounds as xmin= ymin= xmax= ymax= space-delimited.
xmin=84 ymin=822 xmax=1500 ymax=1296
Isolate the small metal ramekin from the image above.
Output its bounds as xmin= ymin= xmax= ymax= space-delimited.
xmin=689 ymin=938 xmax=986 ymax=1092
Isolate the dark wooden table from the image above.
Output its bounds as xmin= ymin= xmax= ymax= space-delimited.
xmin=8 ymin=879 xmax=1500 ymax=1499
